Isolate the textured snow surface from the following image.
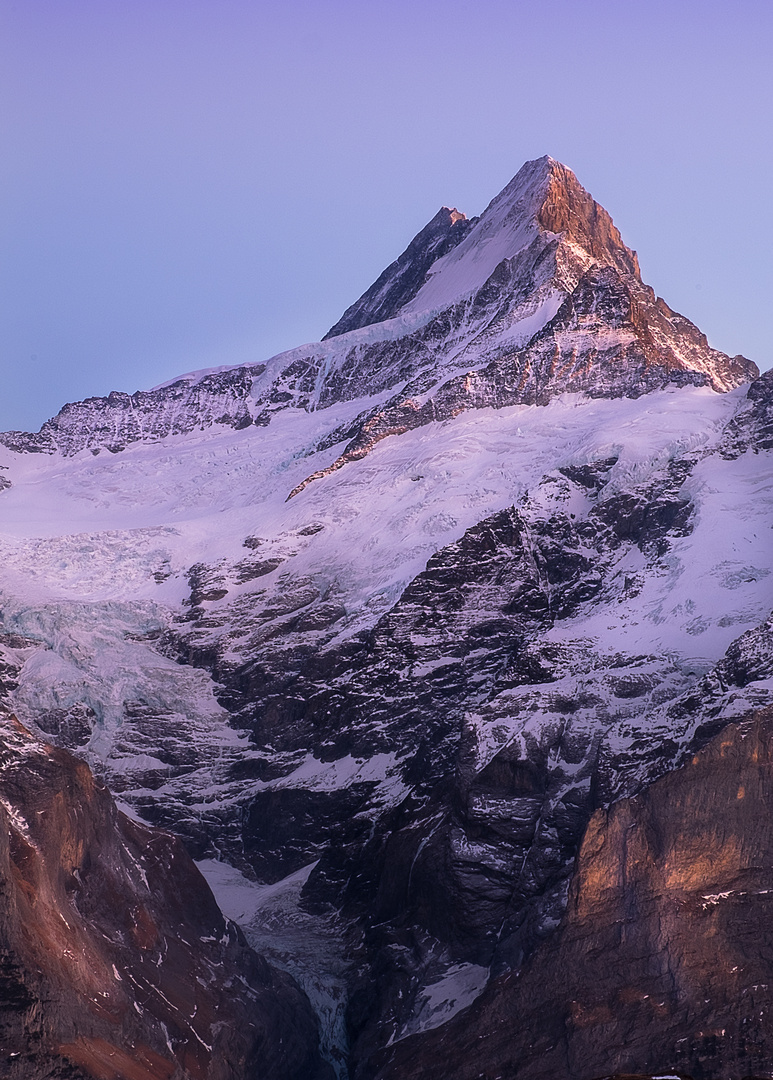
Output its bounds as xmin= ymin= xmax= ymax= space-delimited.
xmin=393 ymin=962 xmax=490 ymax=1042
xmin=0 ymin=384 xmax=770 ymax=788
xmin=1 ymin=384 xmax=771 ymax=801
xmin=0 ymin=386 xmax=757 ymax=637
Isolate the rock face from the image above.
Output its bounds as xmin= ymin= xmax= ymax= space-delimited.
xmin=0 ymin=710 xmax=329 ymax=1080
xmin=720 ymin=366 xmax=773 ymax=458
xmin=372 ymin=705 xmax=773 ymax=1080
xmin=323 ymin=206 xmax=476 ymax=338
xmin=0 ymin=156 xmax=770 ymax=1079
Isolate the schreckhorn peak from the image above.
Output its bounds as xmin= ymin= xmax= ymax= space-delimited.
xmin=0 ymin=156 xmax=771 ymax=1080
xmin=0 ymin=157 xmax=757 ymax=467
xmin=325 ymin=155 xmax=642 ymax=336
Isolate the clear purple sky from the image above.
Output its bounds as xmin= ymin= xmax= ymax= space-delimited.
xmin=2 ymin=0 xmax=771 ymax=432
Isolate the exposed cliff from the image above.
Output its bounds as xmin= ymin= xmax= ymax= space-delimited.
xmin=372 ymin=705 xmax=773 ymax=1080
xmin=0 ymin=710 xmax=329 ymax=1080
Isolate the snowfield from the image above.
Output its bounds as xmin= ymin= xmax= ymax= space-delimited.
xmin=0 ymin=385 xmax=763 ymax=645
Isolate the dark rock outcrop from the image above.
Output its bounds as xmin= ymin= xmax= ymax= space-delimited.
xmin=720 ymin=367 xmax=773 ymax=458
xmin=372 ymin=705 xmax=773 ymax=1080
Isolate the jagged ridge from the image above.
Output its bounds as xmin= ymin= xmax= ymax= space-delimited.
xmin=0 ymin=157 xmax=756 ymax=462
xmin=323 ymin=207 xmax=475 ymax=338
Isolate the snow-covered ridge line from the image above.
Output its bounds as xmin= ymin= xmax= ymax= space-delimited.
xmin=0 ymin=156 xmax=756 ymax=462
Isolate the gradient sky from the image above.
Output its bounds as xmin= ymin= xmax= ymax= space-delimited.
xmin=2 ymin=0 xmax=772 ymax=432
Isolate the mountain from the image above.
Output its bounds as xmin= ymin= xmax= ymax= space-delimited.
xmin=0 ymin=155 xmax=770 ymax=1079
xmin=0 ymin=158 xmax=753 ymax=463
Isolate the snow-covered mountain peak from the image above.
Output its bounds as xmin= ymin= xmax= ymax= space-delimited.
xmin=399 ymin=155 xmax=639 ymax=317
xmin=322 ymin=156 xmax=622 ymax=339
xmin=0 ymin=157 xmax=757 ymax=463
xmin=0 ymin=157 xmax=771 ymax=1080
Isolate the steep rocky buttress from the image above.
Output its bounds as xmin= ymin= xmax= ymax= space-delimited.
xmin=372 ymin=706 xmax=773 ymax=1080
xmin=0 ymin=711 xmax=330 ymax=1080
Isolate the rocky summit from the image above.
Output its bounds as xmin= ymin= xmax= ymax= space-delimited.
xmin=0 ymin=156 xmax=770 ymax=1080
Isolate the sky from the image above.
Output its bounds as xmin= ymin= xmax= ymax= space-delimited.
xmin=1 ymin=0 xmax=772 ymax=433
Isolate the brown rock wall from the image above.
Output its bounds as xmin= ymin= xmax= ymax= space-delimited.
xmin=0 ymin=716 xmax=330 ymax=1080
xmin=538 ymin=161 xmax=641 ymax=278
xmin=373 ymin=705 xmax=773 ymax=1080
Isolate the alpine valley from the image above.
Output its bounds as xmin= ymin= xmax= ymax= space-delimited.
xmin=1 ymin=156 xmax=772 ymax=1080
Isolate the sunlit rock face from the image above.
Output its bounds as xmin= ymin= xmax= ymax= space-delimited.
xmin=371 ymin=705 xmax=773 ymax=1080
xmin=0 ymin=713 xmax=330 ymax=1080
xmin=0 ymin=157 xmax=770 ymax=1079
